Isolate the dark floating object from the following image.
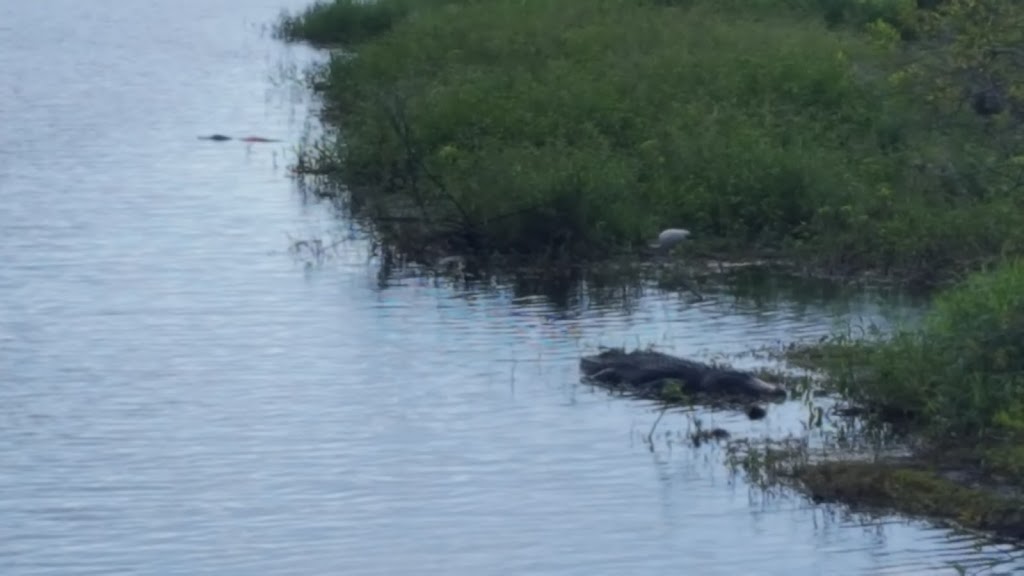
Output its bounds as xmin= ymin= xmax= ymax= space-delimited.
xmin=239 ymin=136 xmax=281 ymax=143
xmin=580 ymin=348 xmax=787 ymax=400
xmin=197 ymin=134 xmax=281 ymax=143
xmin=746 ymin=405 xmax=767 ymax=420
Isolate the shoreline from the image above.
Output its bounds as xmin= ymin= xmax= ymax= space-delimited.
xmin=277 ymin=0 xmax=1024 ymax=546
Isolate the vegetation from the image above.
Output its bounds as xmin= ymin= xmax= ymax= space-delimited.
xmin=798 ymin=461 xmax=1024 ymax=539
xmin=279 ymin=0 xmax=1024 ymax=283
xmin=275 ymin=0 xmax=417 ymax=46
xmin=789 ymin=259 xmax=1024 ymax=446
xmin=727 ymin=441 xmax=1024 ymax=540
xmin=746 ymin=258 xmax=1023 ymax=541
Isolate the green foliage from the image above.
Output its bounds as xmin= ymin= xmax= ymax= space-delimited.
xmin=817 ymin=0 xmax=921 ymax=36
xmin=284 ymin=0 xmax=1024 ymax=278
xmin=807 ymin=259 xmax=1024 ymax=441
xmin=275 ymin=0 xmax=418 ymax=46
xmin=298 ymin=0 xmax=898 ymax=258
xmin=891 ymin=1 xmax=1024 ymax=207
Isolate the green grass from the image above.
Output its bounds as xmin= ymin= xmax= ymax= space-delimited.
xmin=279 ymin=0 xmax=1024 ymax=280
xmin=796 ymin=460 xmax=1024 ymax=540
xmin=781 ymin=257 xmax=1024 ymax=494
xmin=798 ymin=259 xmax=1024 ymax=440
xmin=726 ymin=432 xmax=1024 ymax=541
xmin=275 ymin=0 xmax=416 ymax=46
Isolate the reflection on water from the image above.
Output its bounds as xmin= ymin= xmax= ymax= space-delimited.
xmin=0 ymin=1 xmax=1022 ymax=575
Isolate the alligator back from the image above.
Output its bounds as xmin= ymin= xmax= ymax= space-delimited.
xmin=580 ymin=348 xmax=711 ymax=388
xmin=580 ymin=348 xmax=786 ymax=398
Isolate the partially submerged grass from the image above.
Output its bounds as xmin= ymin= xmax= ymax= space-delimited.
xmin=732 ymin=258 xmax=1024 ymax=541
xmin=798 ymin=461 xmax=1024 ymax=539
xmin=787 ymin=258 xmax=1024 ymax=444
xmin=275 ymin=0 xmax=415 ymax=46
xmin=281 ymin=0 xmax=1024 ymax=285
xmin=727 ymin=441 xmax=1024 ymax=541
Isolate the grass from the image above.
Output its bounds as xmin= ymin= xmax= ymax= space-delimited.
xmin=278 ymin=0 xmax=1024 ymax=285
xmin=275 ymin=0 xmax=416 ymax=46
xmin=797 ymin=461 xmax=1024 ymax=540
xmin=787 ymin=258 xmax=1024 ymax=445
xmin=727 ymin=443 xmax=1024 ymax=541
xmin=736 ymin=258 xmax=1024 ymax=541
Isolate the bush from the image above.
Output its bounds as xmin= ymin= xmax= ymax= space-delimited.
xmin=819 ymin=259 xmax=1024 ymax=440
xmin=304 ymin=1 xmax=909 ymax=256
xmin=276 ymin=0 xmax=414 ymax=46
xmin=283 ymin=0 xmax=1024 ymax=278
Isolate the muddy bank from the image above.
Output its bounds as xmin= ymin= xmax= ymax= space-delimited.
xmin=727 ymin=438 xmax=1024 ymax=542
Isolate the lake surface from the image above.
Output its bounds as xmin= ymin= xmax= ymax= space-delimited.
xmin=1 ymin=1 xmax=1023 ymax=575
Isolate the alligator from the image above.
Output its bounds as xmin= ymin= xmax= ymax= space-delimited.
xmin=580 ymin=348 xmax=786 ymax=400
xmin=197 ymin=134 xmax=281 ymax=143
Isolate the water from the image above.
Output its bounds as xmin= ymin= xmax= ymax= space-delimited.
xmin=1 ymin=1 xmax=1022 ymax=574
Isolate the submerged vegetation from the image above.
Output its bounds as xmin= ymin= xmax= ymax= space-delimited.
xmin=279 ymin=0 xmax=1024 ymax=284
xmin=727 ymin=439 xmax=1024 ymax=540
xmin=278 ymin=0 xmax=1024 ymax=542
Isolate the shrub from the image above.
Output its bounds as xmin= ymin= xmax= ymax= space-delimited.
xmin=306 ymin=0 xmax=913 ymax=258
xmin=822 ymin=259 xmax=1024 ymax=440
xmin=283 ymin=0 xmax=1024 ymax=279
xmin=276 ymin=0 xmax=415 ymax=46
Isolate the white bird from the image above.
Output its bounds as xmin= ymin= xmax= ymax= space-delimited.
xmin=649 ymin=228 xmax=691 ymax=253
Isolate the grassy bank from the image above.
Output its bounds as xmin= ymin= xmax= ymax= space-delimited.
xmin=788 ymin=258 xmax=1024 ymax=444
xmin=728 ymin=441 xmax=1024 ymax=540
xmin=279 ymin=0 xmax=1024 ymax=284
xmin=746 ymin=258 xmax=1024 ymax=540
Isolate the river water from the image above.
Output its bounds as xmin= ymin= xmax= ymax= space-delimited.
xmin=1 ymin=1 xmax=1023 ymax=575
